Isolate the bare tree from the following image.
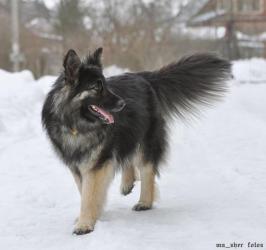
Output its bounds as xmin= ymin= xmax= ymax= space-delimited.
xmin=54 ymin=0 xmax=87 ymax=52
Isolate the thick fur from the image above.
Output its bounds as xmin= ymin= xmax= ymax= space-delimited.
xmin=42 ymin=48 xmax=231 ymax=234
xmin=139 ymin=53 xmax=231 ymax=118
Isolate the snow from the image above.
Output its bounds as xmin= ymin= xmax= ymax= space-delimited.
xmin=238 ymin=40 xmax=264 ymax=49
xmin=233 ymin=58 xmax=266 ymax=83
xmin=103 ymin=65 xmax=129 ymax=77
xmin=26 ymin=18 xmax=54 ymax=34
xmin=177 ymin=0 xmax=209 ymax=22
xmin=43 ymin=0 xmax=60 ymax=9
xmin=237 ymin=31 xmax=266 ymax=42
xmin=178 ymin=26 xmax=266 ymax=42
xmin=0 ymin=60 xmax=266 ymax=250
xmin=190 ymin=10 xmax=225 ymax=24
xmin=179 ymin=25 xmax=226 ymax=40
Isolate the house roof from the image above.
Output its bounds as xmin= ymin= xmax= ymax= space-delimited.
xmin=189 ymin=9 xmax=226 ymax=25
xmin=178 ymin=0 xmax=210 ymax=22
xmin=0 ymin=1 xmax=50 ymax=23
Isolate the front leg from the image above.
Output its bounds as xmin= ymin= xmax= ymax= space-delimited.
xmin=73 ymin=162 xmax=114 ymax=235
xmin=70 ymin=168 xmax=82 ymax=195
xmin=70 ymin=168 xmax=82 ymax=224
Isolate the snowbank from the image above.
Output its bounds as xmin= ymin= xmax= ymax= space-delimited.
xmin=0 ymin=69 xmax=44 ymax=138
xmin=104 ymin=65 xmax=129 ymax=77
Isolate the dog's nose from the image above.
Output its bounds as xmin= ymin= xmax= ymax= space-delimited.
xmin=111 ymin=99 xmax=126 ymax=112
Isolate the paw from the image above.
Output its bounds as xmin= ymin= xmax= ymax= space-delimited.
xmin=120 ymin=183 xmax=134 ymax=196
xmin=73 ymin=221 xmax=94 ymax=235
xmin=132 ymin=202 xmax=152 ymax=211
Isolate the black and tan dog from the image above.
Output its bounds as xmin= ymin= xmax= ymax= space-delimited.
xmin=42 ymin=48 xmax=231 ymax=235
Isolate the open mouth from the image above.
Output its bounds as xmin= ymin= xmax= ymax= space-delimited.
xmin=89 ymin=105 xmax=114 ymax=124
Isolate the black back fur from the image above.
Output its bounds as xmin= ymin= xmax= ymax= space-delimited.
xmin=42 ymin=48 xmax=231 ymax=174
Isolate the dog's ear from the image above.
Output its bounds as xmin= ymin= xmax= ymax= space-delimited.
xmin=91 ymin=47 xmax=103 ymax=68
xmin=63 ymin=49 xmax=81 ymax=83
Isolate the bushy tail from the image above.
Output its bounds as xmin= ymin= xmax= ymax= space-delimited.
xmin=139 ymin=53 xmax=232 ymax=118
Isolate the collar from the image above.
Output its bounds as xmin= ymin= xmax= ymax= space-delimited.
xmin=70 ymin=127 xmax=78 ymax=136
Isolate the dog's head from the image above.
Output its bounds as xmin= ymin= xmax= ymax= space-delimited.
xmin=63 ymin=48 xmax=125 ymax=125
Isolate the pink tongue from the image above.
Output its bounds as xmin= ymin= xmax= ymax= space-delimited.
xmin=95 ymin=106 xmax=114 ymax=124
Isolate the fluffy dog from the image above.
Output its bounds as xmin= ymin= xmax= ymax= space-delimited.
xmin=42 ymin=48 xmax=231 ymax=234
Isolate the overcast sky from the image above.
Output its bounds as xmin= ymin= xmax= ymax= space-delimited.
xmin=43 ymin=0 xmax=59 ymax=9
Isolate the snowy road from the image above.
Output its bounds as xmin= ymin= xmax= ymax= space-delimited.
xmin=0 ymin=62 xmax=266 ymax=250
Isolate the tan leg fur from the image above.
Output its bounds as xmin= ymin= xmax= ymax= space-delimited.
xmin=133 ymin=163 xmax=155 ymax=211
xmin=73 ymin=162 xmax=114 ymax=235
xmin=120 ymin=166 xmax=136 ymax=195
xmin=70 ymin=169 xmax=82 ymax=195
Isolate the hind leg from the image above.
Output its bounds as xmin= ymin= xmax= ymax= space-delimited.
xmin=133 ymin=163 xmax=155 ymax=211
xmin=120 ymin=166 xmax=136 ymax=195
xmin=132 ymin=116 xmax=166 ymax=211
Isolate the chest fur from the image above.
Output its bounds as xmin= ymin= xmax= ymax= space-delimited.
xmin=51 ymin=125 xmax=103 ymax=168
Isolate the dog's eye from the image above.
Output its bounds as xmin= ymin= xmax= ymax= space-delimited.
xmin=89 ymin=80 xmax=102 ymax=92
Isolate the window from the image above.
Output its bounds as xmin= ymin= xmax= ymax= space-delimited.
xmin=236 ymin=0 xmax=263 ymax=13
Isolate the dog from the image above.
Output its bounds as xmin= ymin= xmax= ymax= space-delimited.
xmin=42 ymin=48 xmax=231 ymax=235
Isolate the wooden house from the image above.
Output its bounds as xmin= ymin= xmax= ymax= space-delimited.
xmin=179 ymin=0 xmax=266 ymax=58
